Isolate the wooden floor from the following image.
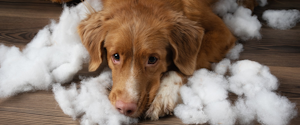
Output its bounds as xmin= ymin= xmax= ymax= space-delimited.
xmin=0 ymin=0 xmax=299 ymax=124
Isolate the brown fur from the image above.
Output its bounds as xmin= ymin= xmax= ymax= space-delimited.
xmin=78 ymin=0 xmax=236 ymax=118
xmin=237 ymin=0 xmax=259 ymax=11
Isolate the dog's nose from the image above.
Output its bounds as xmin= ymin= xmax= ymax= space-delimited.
xmin=115 ymin=100 xmax=137 ymax=116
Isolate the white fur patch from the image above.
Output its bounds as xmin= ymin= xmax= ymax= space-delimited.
xmin=145 ymin=71 xmax=183 ymax=120
xmin=125 ymin=65 xmax=138 ymax=102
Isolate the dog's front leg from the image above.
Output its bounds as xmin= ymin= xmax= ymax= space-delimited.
xmin=145 ymin=71 xmax=185 ymax=120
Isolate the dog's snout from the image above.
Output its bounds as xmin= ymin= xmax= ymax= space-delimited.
xmin=115 ymin=100 xmax=137 ymax=116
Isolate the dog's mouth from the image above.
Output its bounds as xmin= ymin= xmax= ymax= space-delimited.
xmin=136 ymin=92 xmax=151 ymax=118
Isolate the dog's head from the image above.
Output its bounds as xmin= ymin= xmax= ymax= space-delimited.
xmin=78 ymin=2 xmax=204 ymax=117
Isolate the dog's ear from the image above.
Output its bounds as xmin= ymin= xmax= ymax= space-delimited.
xmin=168 ymin=13 xmax=204 ymax=76
xmin=78 ymin=12 xmax=110 ymax=72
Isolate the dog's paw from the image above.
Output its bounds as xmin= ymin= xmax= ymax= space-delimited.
xmin=145 ymin=94 xmax=164 ymax=120
xmin=145 ymin=71 xmax=183 ymax=120
xmin=145 ymin=93 xmax=178 ymax=120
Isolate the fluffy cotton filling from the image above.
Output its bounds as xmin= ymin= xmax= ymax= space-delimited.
xmin=174 ymin=59 xmax=297 ymax=125
xmin=263 ymin=9 xmax=300 ymax=30
xmin=213 ymin=0 xmax=262 ymax=41
xmin=53 ymin=69 xmax=138 ymax=124
xmin=223 ymin=6 xmax=262 ymax=40
xmin=0 ymin=0 xmax=103 ymax=98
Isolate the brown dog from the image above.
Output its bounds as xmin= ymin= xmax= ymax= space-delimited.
xmin=78 ymin=0 xmax=236 ymax=120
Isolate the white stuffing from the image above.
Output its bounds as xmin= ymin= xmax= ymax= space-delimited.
xmin=53 ymin=83 xmax=78 ymax=119
xmin=212 ymin=58 xmax=231 ymax=75
xmin=53 ymin=69 xmax=138 ymax=125
xmin=174 ymin=85 xmax=208 ymax=124
xmin=258 ymin=0 xmax=268 ymax=7
xmin=223 ymin=6 xmax=262 ymax=40
xmin=213 ymin=0 xmax=238 ymax=17
xmin=213 ymin=0 xmax=268 ymax=16
xmin=174 ymin=59 xmax=297 ymax=125
xmin=213 ymin=0 xmax=262 ymax=40
xmin=263 ymin=9 xmax=300 ymax=30
xmin=228 ymin=60 xmax=278 ymax=96
xmin=174 ymin=104 xmax=208 ymax=124
xmin=229 ymin=60 xmax=297 ymax=125
xmin=175 ymin=64 xmax=236 ymax=125
xmin=0 ymin=0 xmax=102 ymax=98
xmin=226 ymin=43 xmax=243 ymax=60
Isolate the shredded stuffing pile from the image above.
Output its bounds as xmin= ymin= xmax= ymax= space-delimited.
xmin=263 ymin=9 xmax=300 ymax=30
xmin=174 ymin=59 xmax=297 ymax=125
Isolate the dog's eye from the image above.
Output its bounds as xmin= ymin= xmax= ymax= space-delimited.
xmin=148 ymin=56 xmax=157 ymax=64
xmin=113 ymin=53 xmax=120 ymax=60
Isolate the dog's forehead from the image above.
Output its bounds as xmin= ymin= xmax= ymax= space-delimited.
xmin=105 ymin=24 xmax=169 ymax=55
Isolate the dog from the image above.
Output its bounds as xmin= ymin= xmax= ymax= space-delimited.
xmin=78 ymin=0 xmax=237 ymax=120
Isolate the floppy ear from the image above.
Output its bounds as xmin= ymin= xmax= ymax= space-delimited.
xmin=168 ymin=14 xmax=204 ymax=76
xmin=78 ymin=12 xmax=110 ymax=72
